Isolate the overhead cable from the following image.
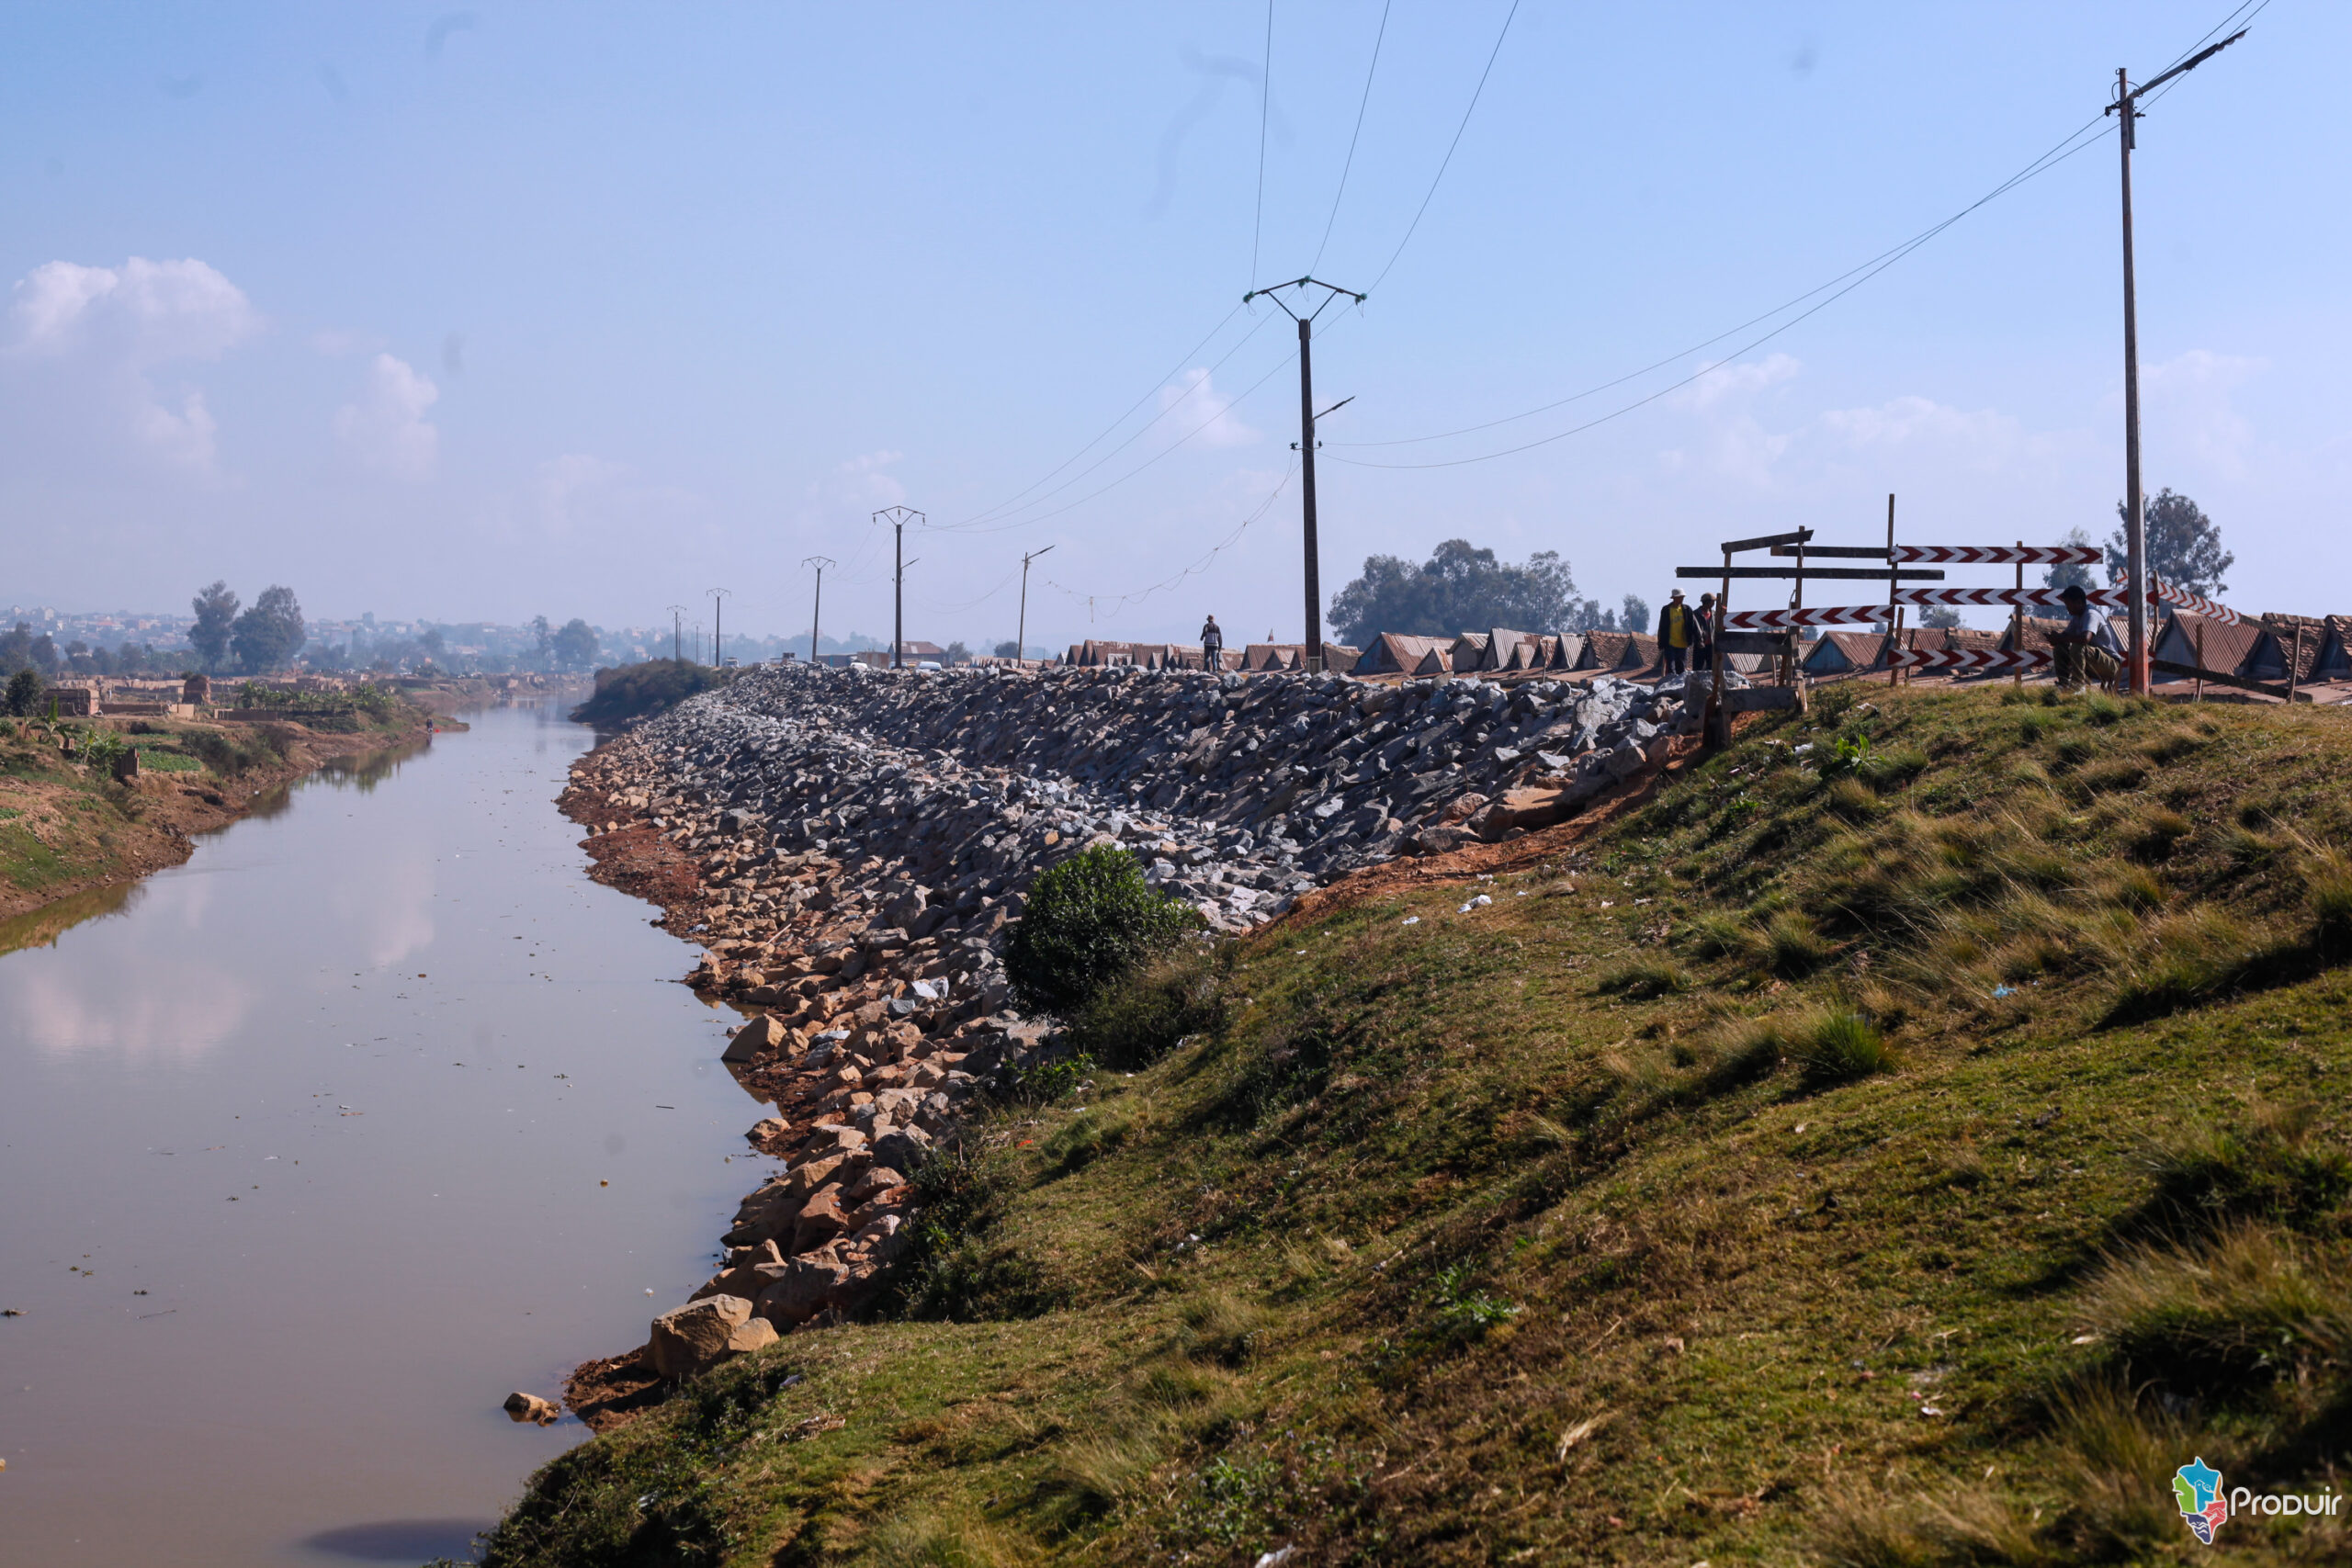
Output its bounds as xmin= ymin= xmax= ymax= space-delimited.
xmin=1365 ymin=0 xmax=1521 ymax=296
xmin=1311 ymin=0 xmax=1393 ymax=274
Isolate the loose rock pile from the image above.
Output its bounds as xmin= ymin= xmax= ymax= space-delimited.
xmin=558 ymin=660 xmax=1723 ymax=1381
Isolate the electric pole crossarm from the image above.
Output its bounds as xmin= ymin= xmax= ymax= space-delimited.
xmin=2109 ymin=27 xmax=2247 ymax=110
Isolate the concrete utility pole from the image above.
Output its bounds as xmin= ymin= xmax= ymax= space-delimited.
xmin=874 ymin=506 xmax=923 ymax=670
xmin=1017 ymin=545 xmax=1055 ymax=667
xmin=708 ymin=587 xmax=731 ymax=667
xmin=666 ymin=604 xmax=685 ymax=662
xmin=1242 ymin=276 xmax=1363 ymax=673
xmin=801 ymin=557 xmax=834 ymax=666
xmin=2106 ymin=27 xmax=2247 ymax=694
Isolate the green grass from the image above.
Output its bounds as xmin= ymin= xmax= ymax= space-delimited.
xmin=472 ymin=686 xmax=2352 ymax=1567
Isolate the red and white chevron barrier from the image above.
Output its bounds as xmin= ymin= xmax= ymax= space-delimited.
xmin=2154 ymin=582 xmax=2241 ymax=625
xmin=1723 ymin=606 xmax=1890 ymax=629
xmin=1892 ymin=545 xmax=2102 ymax=566
xmin=1886 ymin=647 xmax=2052 ymax=675
xmin=1893 ymin=586 xmax=2133 ymax=610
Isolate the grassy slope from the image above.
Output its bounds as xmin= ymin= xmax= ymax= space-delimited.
xmin=479 ymin=685 xmax=2352 ymax=1567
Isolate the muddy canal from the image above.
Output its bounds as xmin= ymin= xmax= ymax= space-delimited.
xmin=0 ymin=702 xmax=769 ymax=1566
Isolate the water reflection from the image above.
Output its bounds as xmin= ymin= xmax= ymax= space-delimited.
xmin=0 ymin=879 xmax=140 ymax=957
xmin=301 ymin=1518 xmax=492 ymax=1562
xmin=16 ymin=954 xmax=255 ymax=1060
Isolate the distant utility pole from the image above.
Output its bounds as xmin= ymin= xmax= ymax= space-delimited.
xmin=2106 ymin=27 xmax=2247 ymax=694
xmin=1241 ymin=276 xmax=1363 ymax=673
xmin=874 ymin=506 xmax=923 ymax=669
xmin=1018 ymin=544 xmax=1055 ymax=667
xmin=666 ymin=604 xmax=685 ymax=662
xmin=801 ymin=557 xmax=835 ymax=666
xmin=708 ymin=587 xmax=731 ymax=667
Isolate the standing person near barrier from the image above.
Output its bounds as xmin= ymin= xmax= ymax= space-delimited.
xmin=2052 ymin=583 xmax=2123 ymax=692
xmin=1691 ymin=592 xmax=1717 ymax=677
xmin=1656 ymin=590 xmax=1697 ymax=676
xmin=1199 ymin=615 xmax=1224 ymax=674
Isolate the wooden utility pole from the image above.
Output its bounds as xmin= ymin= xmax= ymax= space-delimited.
xmin=1017 ymin=545 xmax=1054 ymax=669
xmin=2106 ymin=28 xmax=2249 ymax=694
xmin=1241 ymin=277 xmax=1363 ymax=674
xmin=801 ymin=557 xmax=834 ymax=666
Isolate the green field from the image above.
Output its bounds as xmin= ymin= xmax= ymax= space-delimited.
xmin=473 ymin=685 xmax=2352 ymax=1566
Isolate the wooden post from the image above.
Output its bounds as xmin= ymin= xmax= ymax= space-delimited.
xmin=1706 ymin=546 xmax=1732 ymax=747
xmin=1787 ymin=535 xmax=1805 ymax=686
xmin=1884 ymin=493 xmax=1901 ymax=686
xmin=2194 ymin=620 xmax=2205 ymax=702
xmin=2290 ymin=626 xmax=2303 ymax=705
xmin=2013 ymin=541 xmax=2024 ymax=689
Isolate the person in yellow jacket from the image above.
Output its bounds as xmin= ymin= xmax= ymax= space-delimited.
xmin=1656 ymin=589 xmax=1698 ymax=676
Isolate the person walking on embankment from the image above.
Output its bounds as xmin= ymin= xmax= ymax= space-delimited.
xmin=1199 ymin=615 xmax=1224 ymax=674
xmin=1656 ymin=590 xmax=1697 ymax=676
xmin=2052 ymin=583 xmax=2123 ymax=692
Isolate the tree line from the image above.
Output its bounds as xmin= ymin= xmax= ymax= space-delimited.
xmin=1321 ymin=491 xmax=2232 ymax=647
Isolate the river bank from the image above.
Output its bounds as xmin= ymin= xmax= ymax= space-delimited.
xmin=0 ymin=701 xmax=766 ymax=1567
xmin=0 ymin=698 xmax=447 ymax=929
xmin=544 ymin=661 xmax=1708 ymax=1423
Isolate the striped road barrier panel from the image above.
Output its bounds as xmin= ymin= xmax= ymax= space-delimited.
xmin=1722 ymin=606 xmax=1890 ymax=629
xmin=1886 ymin=647 xmax=2053 ymax=674
xmin=1891 ymin=545 xmax=2102 ymax=566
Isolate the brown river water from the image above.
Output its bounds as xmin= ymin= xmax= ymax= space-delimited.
xmin=0 ymin=702 xmax=774 ymax=1566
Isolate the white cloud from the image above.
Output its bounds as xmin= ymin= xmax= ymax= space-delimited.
xmin=533 ymin=452 xmax=631 ymax=535
xmin=1159 ymin=367 xmax=1258 ymax=446
xmin=1674 ymin=352 xmax=1801 ymax=412
xmin=1818 ymin=395 xmax=2028 ymax=467
xmin=334 ymin=353 xmax=440 ymax=480
xmin=811 ymin=449 xmax=908 ymax=511
xmin=2142 ymin=349 xmax=2267 ymax=477
xmin=5 ymin=255 xmax=260 ymax=471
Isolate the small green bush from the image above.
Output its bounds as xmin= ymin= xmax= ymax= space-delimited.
xmin=1071 ymin=943 xmax=1228 ymax=1070
xmin=1794 ymin=1010 xmax=1895 ymax=1086
xmin=570 ymin=659 xmax=729 ymax=727
xmin=1006 ymin=845 xmax=1204 ymax=1018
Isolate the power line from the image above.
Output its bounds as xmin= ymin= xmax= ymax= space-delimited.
xmin=1250 ymin=0 xmax=1275 ymax=286
xmin=1330 ymin=107 xmax=2119 ymax=470
xmin=1366 ymin=0 xmax=1521 ymax=296
xmin=935 ymin=310 xmax=1278 ymax=536
xmin=1311 ymin=0 xmax=1392 ymax=275
xmin=934 ymin=341 xmax=1302 ymax=536
xmin=1039 ymin=457 xmax=1300 ymax=622
xmin=946 ymin=302 xmax=1251 ymax=530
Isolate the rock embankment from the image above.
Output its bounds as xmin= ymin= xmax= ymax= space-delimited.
xmin=557 ymin=660 xmax=1718 ymax=1391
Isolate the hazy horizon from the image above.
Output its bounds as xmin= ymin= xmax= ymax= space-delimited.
xmin=5 ymin=3 xmax=2344 ymax=649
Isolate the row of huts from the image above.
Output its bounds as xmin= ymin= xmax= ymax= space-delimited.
xmin=1064 ymin=610 xmax=2352 ymax=696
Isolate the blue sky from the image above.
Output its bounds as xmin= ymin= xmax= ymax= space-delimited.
xmin=3 ymin=1 xmax=2343 ymax=649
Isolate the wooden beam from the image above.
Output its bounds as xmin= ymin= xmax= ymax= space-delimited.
xmin=1719 ymin=527 xmax=1815 ymax=554
xmin=1768 ymin=545 xmax=1888 ymax=558
xmin=1675 ymin=566 xmax=1946 ymax=581
xmin=2152 ymin=659 xmax=2310 ymax=703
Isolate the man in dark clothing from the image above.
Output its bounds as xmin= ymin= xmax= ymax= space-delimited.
xmin=1656 ymin=590 xmax=1697 ymax=675
xmin=1199 ymin=615 xmax=1224 ymax=673
xmin=2052 ymin=584 xmax=2122 ymax=692
xmin=1693 ymin=592 xmax=1717 ymax=673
